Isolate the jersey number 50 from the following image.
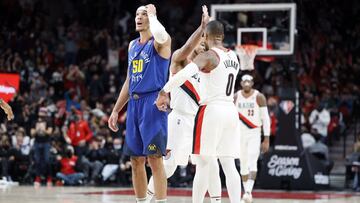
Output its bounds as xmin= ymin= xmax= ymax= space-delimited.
xmin=132 ymin=59 xmax=143 ymax=73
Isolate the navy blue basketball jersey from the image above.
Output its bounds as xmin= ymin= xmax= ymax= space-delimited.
xmin=128 ymin=37 xmax=170 ymax=95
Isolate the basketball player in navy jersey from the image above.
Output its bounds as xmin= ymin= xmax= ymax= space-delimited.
xmin=108 ymin=4 xmax=171 ymax=203
xmin=0 ymin=98 xmax=14 ymax=120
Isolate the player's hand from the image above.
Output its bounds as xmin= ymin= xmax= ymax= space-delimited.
xmin=108 ymin=111 xmax=119 ymax=132
xmin=261 ymin=137 xmax=270 ymax=153
xmin=156 ymin=90 xmax=170 ymax=112
xmin=146 ymin=4 xmax=156 ymax=17
xmin=0 ymin=100 xmax=14 ymax=121
xmin=201 ymin=5 xmax=209 ymax=29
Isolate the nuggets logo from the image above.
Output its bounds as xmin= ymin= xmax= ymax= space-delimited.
xmin=148 ymin=144 xmax=157 ymax=151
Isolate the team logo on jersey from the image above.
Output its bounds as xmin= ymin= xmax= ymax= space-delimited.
xmin=148 ymin=144 xmax=157 ymax=151
xmin=280 ymin=100 xmax=294 ymax=114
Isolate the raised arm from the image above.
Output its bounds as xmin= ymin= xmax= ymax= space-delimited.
xmin=163 ymin=50 xmax=218 ymax=93
xmin=172 ymin=6 xmax=209 ymax=64
xmin=146 ymin=4 xmax=171 ymax=59
xmin=156 ymin=50 xmax=218 ymax=111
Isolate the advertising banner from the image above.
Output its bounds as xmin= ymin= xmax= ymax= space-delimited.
xmin=0 ymin=73 xmax=20 ymax=102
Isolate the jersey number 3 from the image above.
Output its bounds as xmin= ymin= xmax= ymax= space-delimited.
xmin=226 ymin=73 xmax=234 ymax=96
xmin=132 ymin=59 xmax=143 ymax=73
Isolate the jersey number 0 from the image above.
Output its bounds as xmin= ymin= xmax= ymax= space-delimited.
xmin=226 ymin=73 xmax=234 ymax=96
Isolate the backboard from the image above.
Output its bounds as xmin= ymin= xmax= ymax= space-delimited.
xmin=211 ymin=3 xmax=297 ymax=56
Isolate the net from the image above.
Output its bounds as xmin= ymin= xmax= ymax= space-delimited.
xmin=235 ymin=44 xmax=259 ymax=70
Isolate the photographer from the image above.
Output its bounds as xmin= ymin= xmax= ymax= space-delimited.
xmin=56 ymin=146 xmax=84 ymax=186
xmin=30 ymin=107 xmax=53 ymax=186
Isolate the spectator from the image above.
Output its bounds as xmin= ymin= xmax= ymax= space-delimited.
xmin=64 ymin=89 xmax=81 ymax=112
xmin=63 ymin=109 xmax=93 ymax=157
xmin=309 ymin=102 xmax=331 ymax=144
xmin=81 ymin=138 xmax=105 ymax=185
xmin=301 ymin=126 xmax=316 ymax=149
xmin=100 ymin=137 xmax=122 ymax=183
xmin=0 ymin=134 xmax=12 ymax=185
xmin=8 ymin=128 xmax=31 ymax=183
xmin=30 ymin=107 xmax=54 ymax=187
xmin=56 ymin=146 xmax=84 ymax=186
xmin=350 ymin=139 xmax=360 ymax=191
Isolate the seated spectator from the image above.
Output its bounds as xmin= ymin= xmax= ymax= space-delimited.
xmin=101 ymin=137 xmax=122 ymax=183
xmin=56 ymin=146 xmax=84 ymax=186
xmin=301 ymin=126 xmax=316 ymax=149
xmin=8 ymin=128 xmax=31 ymax=183
xmin=309 ymin=102 xmax=331 ymax=144
xmin=81 ymin=138 xmax=105 ymax=185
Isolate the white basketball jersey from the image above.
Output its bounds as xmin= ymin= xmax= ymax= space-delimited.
xmin=199 ymin=48 xmax=240 ymax=105
xmin=170 ymin=73 xmax=200 ymax=116
xmin=235 ymin=89 xmax=261 ymax=129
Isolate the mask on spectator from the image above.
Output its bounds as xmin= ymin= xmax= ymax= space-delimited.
xmin=114 ymin=144 xmax=122 ymax=150
xmin=65 ymin=148 xmax=74 ymax=158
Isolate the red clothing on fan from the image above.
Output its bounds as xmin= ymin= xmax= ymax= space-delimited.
xmin=67 ymin=120 xmax=93 ymax=146
xmin=60 ymin=156 xmax=78 ymax=175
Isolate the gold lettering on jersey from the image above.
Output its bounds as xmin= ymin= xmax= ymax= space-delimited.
xmin=238 ymin=102 xmax=255 ymax=108
xmin=224 ymin=60 xmax=238 ymax=70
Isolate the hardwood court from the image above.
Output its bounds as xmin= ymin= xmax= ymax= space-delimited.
xmin=0 ymin=186 xmax=359 ymax=203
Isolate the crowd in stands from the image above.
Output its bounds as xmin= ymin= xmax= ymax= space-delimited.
xmin=0 ymin=0 xmax=359 ymax=188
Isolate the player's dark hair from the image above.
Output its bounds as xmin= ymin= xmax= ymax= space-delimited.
xmin=206 ymin=20 xmax=224 ymax=37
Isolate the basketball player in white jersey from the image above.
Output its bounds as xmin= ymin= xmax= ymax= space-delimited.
xmin=156 ymin=20 xmax=242 ymax=203
xmin=234 ymin=74 xmax=270 ymax=203
xmin=146 ymin=6 xmax=222 ymax=203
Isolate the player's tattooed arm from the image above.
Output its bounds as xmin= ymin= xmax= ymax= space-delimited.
xmin=256 ymin=93 xmax=267 ymax=107
xmin=193 ymin=49 xmax=219 ymax=73
xmin=172 ymin=5 xmax=209 ymax=64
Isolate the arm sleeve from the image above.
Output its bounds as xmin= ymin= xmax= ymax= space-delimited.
xmin=260 ymin=106 xmax=271 ymax=136
xmin=163 ymin=62 xmax=199 ymax=93
xmin=149 ymin=16 xmax=169 ymax=44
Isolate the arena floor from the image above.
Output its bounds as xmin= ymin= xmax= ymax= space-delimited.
xmin=1 ymin=186 xmax=360 ymax=203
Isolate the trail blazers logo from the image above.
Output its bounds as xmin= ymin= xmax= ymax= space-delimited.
xmin=280 ymin=100 xmax=294 ymax=114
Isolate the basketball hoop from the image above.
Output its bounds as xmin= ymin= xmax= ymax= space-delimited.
xmin=235 ymin=45 xmax=259 ymax=71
